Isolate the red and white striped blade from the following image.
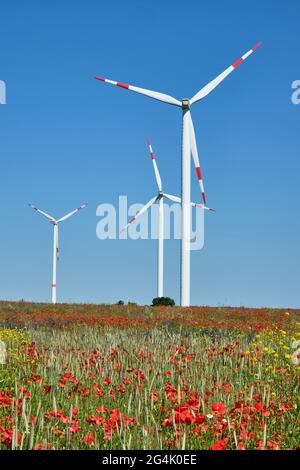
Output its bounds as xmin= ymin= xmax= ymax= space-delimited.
xmin=163 ymin=193 xmax=215 ymax=211
xmin=188 ymin=112 xmax=207 ymax=204
xmin=120 ymin=196 xmax=157 ymax=233
xmin=28 ymin=203 xmax=55 ymax=222
xmin=57 ymin=203 xmax=88 ymax=223
xmin=148 ymin=138 xmax=162 ymax=191
xmin=95 ymin=76 xmax=181 ymax=107
xmin=190 ymin=42 xmax=262 ymax=105
xmin=191 ymin=202 xmax=216 ymax=212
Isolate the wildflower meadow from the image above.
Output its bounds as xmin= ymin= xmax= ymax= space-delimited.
xmin=0 ymin=302 xmax=299 ymax=450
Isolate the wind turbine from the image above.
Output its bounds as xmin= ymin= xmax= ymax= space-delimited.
xmin=121 ymin=138 xmax=215 ymax=299
xmin=95 ymin=42 xmax=262 ymax=306
xmin=28 ymin=203 xmax=87 ymax=304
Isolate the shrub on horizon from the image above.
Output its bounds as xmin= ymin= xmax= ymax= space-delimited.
xmin=152 ymin=297 xmax=175 ymax=307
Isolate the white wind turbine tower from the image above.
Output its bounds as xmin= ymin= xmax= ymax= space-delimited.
xmin=95 ymin=42 xmax=262 ymax=306
xmin=121 ymin=138 xmax=215 ymax=299
xmin=28 ymin=203 xmax=87 ymax=304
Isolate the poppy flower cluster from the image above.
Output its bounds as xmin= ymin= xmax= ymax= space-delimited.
xmin=0 ymin=302 xmax=299 ymax=450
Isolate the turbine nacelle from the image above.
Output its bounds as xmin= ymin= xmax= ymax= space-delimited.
xmin=181 ymin=99 xmax=190 ymax=109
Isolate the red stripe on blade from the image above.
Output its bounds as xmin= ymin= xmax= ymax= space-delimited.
xmin=252 ymin=41 xmax=262 ymax=51
xmin=202 ymin=192 xmax=207 ymax=204
xmin=117 ymin=82 xmax=129 ymax=89
xmin=52 ymin=284 xmax=56 ymax=288
xmin=150 ymin=152 xmax=155 ymax=160
xmin=232 ymin=57 xmax=243 ymax=68
xmin=95 ymin=76 xmax=105 ymax=81
xmin=196 ymin=167 xmax=202 ymax=180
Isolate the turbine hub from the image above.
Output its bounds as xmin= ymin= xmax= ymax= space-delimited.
xmin=50 ymin=220 xmax=58 ymax=225
xmin=182 ymin=99 xmax=190 ymax=109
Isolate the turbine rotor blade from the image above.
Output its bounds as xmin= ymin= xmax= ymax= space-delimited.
xmin=188 ymin=112 xmax=207 ymax=204
xmin=191 ymin=202 xmax=216 ymax=212
xmin=148 ymin=138 xmax=162 ymax=191
xmin=190 ymin=42 xmax=262 ymax=105
xmin=120 ymin=196 xmax=157 ymax=232
xmin=163 ymin=193 xmax=181 ymax=204
xmin=28 ymin=203 xmax=56 ymax=222
xmin=57 ymin=203 xmax=88 ymax=223
xmin=95 ymin=76 xmax=181 ymax=107
xmin=163 ymin=193 xmax=215 ymax=211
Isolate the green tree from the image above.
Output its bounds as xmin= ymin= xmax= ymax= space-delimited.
xmin=152 ymin=297 xmax=175 ymax=307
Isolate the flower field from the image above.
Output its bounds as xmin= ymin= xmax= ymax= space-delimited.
xmin=0 ymin=301 xmax=299 ymax=450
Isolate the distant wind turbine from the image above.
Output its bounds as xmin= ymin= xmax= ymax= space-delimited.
xmin=121 ymin=139 xmax=215 ymax=299
xmin=28 ymin=203 xmax=87 ymax=304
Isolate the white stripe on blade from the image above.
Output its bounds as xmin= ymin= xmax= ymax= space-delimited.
xmin=163 ymin=193 xmax=181 ymax=204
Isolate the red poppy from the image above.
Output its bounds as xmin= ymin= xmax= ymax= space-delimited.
xmin=0 ymin=391 xmax=11 ymax=408
xmin=253 ymin=402 xmax=264 ymax=412
xmin=86 ymin=415 xmax=105 ymax=426
xmin=267 ymin=440 xmax=280 ymax=450
xmin=210 ymin=438 xmax=229 ymax=450
xmin=68 ymin=425 xmax=81 ymax=434
xmin=1 ymin=428 xmax=22 ymax=447
xmin=83 ymin=432 xmax=95 ymax=446
xmin=79 ymin=387 xmax=90 ymax=396
xmin=34 ymin=442 xmax=53 ymax=450
xmin=212 ymin=402 xmax=227 ymax=415
xmin=237 ymin=441 xmax=245 ymax=450
xmin=96 ymin=406 xmax=108 ymax=413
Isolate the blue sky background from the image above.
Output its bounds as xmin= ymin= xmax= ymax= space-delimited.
xmin=0 ymin=0 xmax=299 ymax=307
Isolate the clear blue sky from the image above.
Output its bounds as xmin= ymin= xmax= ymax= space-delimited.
xmin=0 ymin=0 xmax=299 ymax=307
